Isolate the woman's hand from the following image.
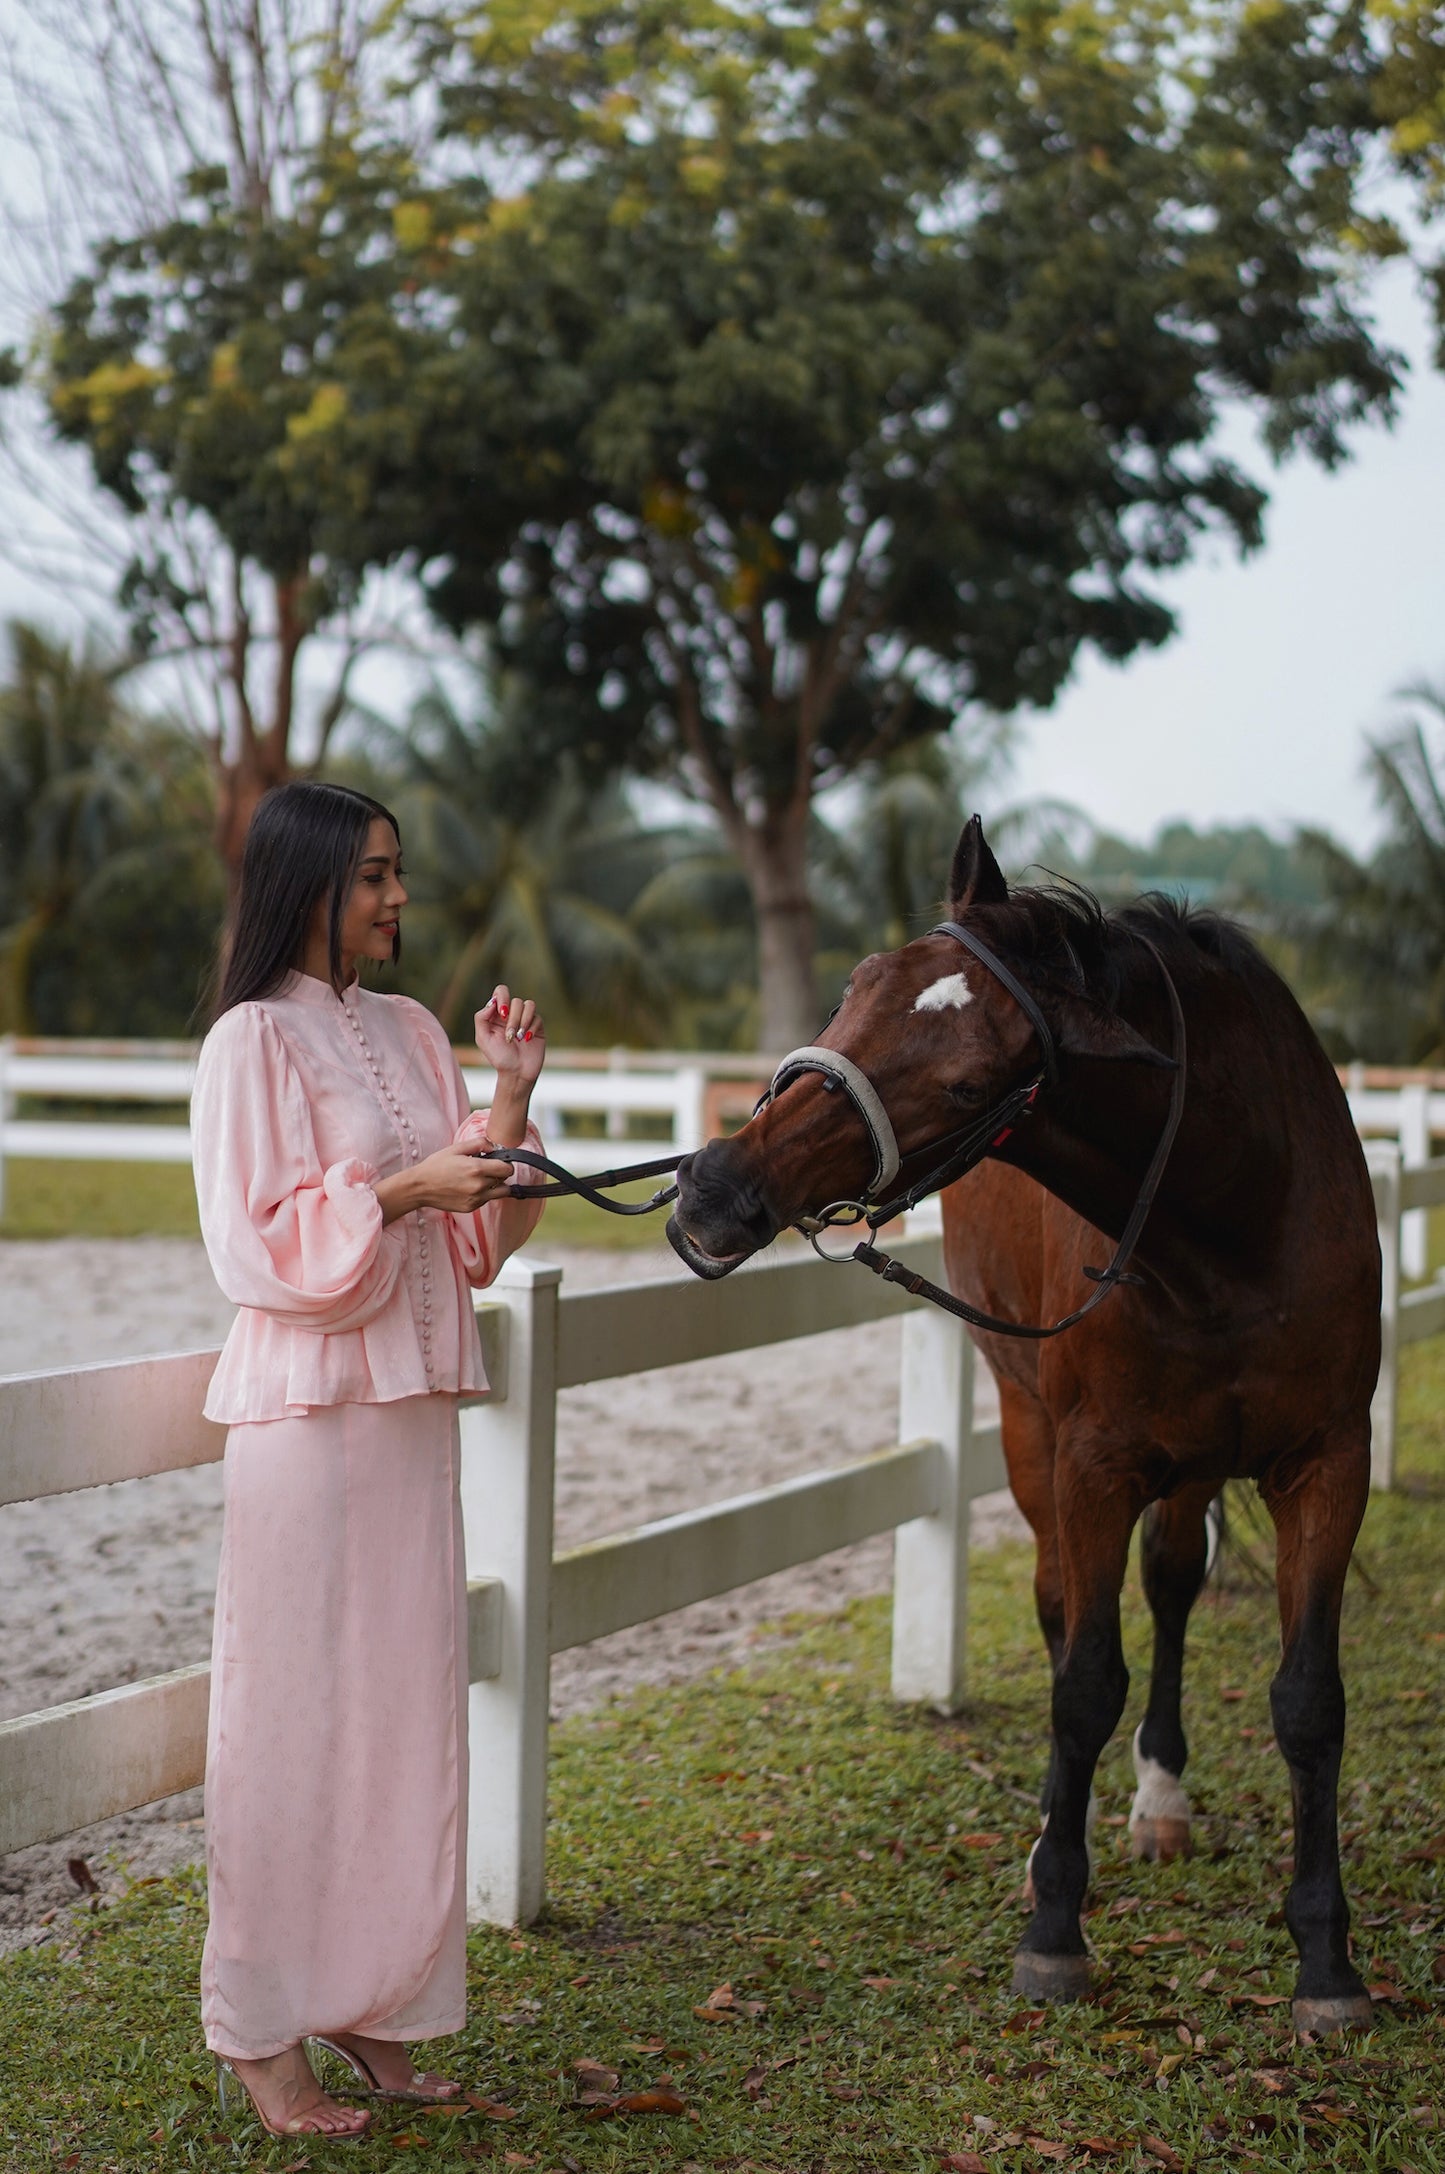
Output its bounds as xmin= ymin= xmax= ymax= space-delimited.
xmin=375 ymin=1142 xmax=515 ymax=1225
xmin=475 ymin=985 xmax=546 ymax=1088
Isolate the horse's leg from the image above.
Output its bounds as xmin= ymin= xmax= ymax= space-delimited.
xmin=1130 ymin=1481 xmax=1221 ymax=1863
xmin=1013 ymin=1443 xmax=1139 ymax=2001
xmin=996 ymin=1375 xmax=1064 ymax=1672
xmin=995 ymin=1378 xmax=1086 ymax=1904
xmin=1261 ymin=1432 xmax=1373 ymax=2033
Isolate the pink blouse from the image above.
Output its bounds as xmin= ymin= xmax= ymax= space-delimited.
xmin=191 ymin=971 xmax=544 ymax=1423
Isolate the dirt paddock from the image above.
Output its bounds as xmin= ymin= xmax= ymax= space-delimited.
xmin=0 ymin=1234 xmax=1023 ymax=1952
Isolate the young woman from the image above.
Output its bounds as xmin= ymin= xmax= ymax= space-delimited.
xmin=190 ymin=780 xmax=546 ymax=2140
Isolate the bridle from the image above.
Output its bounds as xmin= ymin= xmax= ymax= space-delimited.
xmin=480 ymin=918 xmax=1188 ymax=1340
xmin=753 ymin=920 xmax=1189 ymax=1341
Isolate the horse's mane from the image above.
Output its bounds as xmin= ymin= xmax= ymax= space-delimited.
xmin=978 ymin=880 xmax=1265 ymax=1008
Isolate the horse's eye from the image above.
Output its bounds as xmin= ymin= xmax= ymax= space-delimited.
xmin=948 ymin=1078 xmax=985 ymax=1107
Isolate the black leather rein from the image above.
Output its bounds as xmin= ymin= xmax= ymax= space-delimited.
xmin=763 ymin=921 xmax=1189 ymax=1341
xmin=483 ymin=921 xmax=1188 ymax=1341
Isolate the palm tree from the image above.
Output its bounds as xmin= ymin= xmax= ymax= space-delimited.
xmin=811 ymin=725 xmax=1088 ymax=1001
xmin=1290 ymin=676 xmax=1445 ymax=1062
xmin=350 ymin=671 xmax=737 ymax=1044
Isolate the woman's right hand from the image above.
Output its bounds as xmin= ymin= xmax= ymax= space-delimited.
xmin=376 ymin=1142 xmax=515 ymax=1225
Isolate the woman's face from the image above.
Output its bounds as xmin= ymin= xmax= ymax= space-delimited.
xmin=334 ymin=816 xmax=408 ymax=972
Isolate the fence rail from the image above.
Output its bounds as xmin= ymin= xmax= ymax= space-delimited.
xmin=0 ymin=1038 xmax=777 ymax=1207
xmin=0 ymin=1233 xmax=1005 ymax=1921
xmin=1 ymin=1045 xmax=1440 ymax=1915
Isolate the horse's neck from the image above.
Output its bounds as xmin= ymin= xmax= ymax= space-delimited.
xmin=1004 ymin=977 xmax=1287 ymax=1285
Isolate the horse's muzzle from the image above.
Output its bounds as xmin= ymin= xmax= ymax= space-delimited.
xmin=667 ymin=1144 xmax=778 ymax=1279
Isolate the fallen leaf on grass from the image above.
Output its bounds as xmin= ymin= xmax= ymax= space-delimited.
xmin=572 ymin=2059 xmax=621 ymax=2103
xmin=1403 ymin=1834 xmax=1445 ymax=1862
xmin=1002 ymin=2007 xmax=1046 ymax=2034
xmin=583 ymin=2087 xmax=689 ymax=2121
xmin=1228 ymin=1992 xmax=1288 ymax=2008
xmin=826 ymin=2083 xmax=862 ymax=2101
xmin=743 ymin=2064 xmax=768 ymax=2101
xmin=862 ymin=1976 xmax=898 ymax=1990
xmin=66 ymin=1858 xmax=98 ymax=1895
xmin=936 ymin=2153 xmax=989 ymax=2172
xmin=390 ymin=2134 xmax=430 ymax=2149
xmin=1142 ymin=2137 xmax=1185 ymax=2170
xmin=1367 ymin=1982 xmax=1402 ymax=2001
xmin=957 ymin=1832 xmax=1004 ymax=1849
xmin=1025 ymin=2138 xmax=1070 ymax=2160
xmin=1079 ymin=2142 xmax=1129 ymax=2159
xmin=502 ymin=2155 xmax=535 ymax=2168
xmin=463 ymin=2092 xmax=519 ymax=2118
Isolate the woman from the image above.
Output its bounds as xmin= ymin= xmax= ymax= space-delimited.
xmin=191 ymin=780 xmax=546 ymax=2140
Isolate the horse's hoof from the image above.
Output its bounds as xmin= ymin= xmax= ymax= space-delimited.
xmin=1129 ymin=1814 xmax=1193 ymax=1864
xmin=1011 ymin=1949 xmax=1091 ymax=2002
xmin=1292 ymin=1992 xmax=1375 ymax=2035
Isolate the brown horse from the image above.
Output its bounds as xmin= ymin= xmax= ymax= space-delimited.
xmin=669 ymin=816 xmax=1379 ymax=2033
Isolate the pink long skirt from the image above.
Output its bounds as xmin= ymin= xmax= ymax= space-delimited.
xmin=201 ymin=1394 xmax=467 ymax=2060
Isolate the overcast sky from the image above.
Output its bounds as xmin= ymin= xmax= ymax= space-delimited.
xmin=1 ymin=107 xmax=1439 ymax=856
xmin=1005 ymin=254 xmax=1445 ymax=851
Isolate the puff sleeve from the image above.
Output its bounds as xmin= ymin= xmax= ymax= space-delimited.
xmin=192 ymin=1004 xmax=405 ymax=1331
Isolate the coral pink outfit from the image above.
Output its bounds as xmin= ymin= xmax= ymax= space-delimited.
xmin=191 ymin=971 xmax=543 ymax=2059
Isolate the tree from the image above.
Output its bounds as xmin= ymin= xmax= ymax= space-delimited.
xmin=0 ymin=2 xmax=423 ymax=876
xmin=350 ymin=669 xmax=736 ymax=1041
xmin=1373 ymin=0 xmax=1445 ymax=348
xmin=1290 ymin=676 xmax=1445 ymax=1062
xmin=379 ymin=0 xmax=1402 ymax=1046
xmin=0 ymin=619 xmax=223 ymax=1034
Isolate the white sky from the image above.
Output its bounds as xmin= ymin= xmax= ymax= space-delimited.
xmin=0 ymin=83 xmax=1440 ymax=857
xmin=1005 ymin=254 xmax=1445 ymax=851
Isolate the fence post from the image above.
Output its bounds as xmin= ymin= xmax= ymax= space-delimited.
xmin=0 ymin=1034 xmax=11 ymax=1221
xmin=890 ymin=1305 xmax=976 ymax=1711
xmin=459 ymin=1255 xmax=561 ymax=1925
xmin=676 ymin=1063 xmax=706 ymax=1153
xmin=606 ymin=1047 xmax=627 ymax=1140
xmin=1400 ymin=1080 xmax=1430 ymax=1281
xmin=1367 ymin=1143 xmax=1401 ymax=1492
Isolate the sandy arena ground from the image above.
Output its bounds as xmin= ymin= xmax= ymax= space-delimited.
xmin=0 ymin=1233 xmax=1024 ymax=1953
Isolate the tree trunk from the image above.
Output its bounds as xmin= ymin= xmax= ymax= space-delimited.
xmin=214 ymin=743 xmax=291 ymax=888
xmin=736 ymin=815 xmax=818 ymax=1054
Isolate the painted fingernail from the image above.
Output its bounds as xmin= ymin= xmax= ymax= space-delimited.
xmin=524 ymin=1030 xmax=533 ymax=1041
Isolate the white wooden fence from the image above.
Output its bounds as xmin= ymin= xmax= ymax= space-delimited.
xmin=0 ymin=1037 xmax=721 ymax=1212
xmin=1366 ymin=1143 xmax=1445 ymax=1492
xmin=0 ymin=1233 xmax=1006 ymax=1924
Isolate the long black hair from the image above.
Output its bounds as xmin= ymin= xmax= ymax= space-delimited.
xmin=211 ymin=781 xmax=403 ymax=1021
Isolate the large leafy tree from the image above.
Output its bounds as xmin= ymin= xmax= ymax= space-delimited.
xmin=384 ymin=0 xmax=1402 ymax=1046
xmin=1 ymin=1 xmax=424 ymax=874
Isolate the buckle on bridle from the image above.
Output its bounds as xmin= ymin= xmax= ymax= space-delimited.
xmin=797 ymin=1198 xmax=870 ymax=1262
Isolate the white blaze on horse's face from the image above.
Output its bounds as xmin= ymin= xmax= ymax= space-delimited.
xmin=912 ymin=970 xmax=974 ymax=1016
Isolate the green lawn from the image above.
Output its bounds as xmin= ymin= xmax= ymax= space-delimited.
xmin=3 ymin=1354 xmax=1443 ymax=2171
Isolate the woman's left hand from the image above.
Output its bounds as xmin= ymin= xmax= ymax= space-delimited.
xmin=475 ymin=985 xmax=546 ymax=1087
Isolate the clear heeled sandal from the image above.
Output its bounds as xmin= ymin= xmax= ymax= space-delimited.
xmin=309 ymin=2032 xmax=461 ymax=2104
xmin=214 ymin=2050 xmax=372 ymax=2140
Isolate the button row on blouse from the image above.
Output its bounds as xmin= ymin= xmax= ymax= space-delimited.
xmin=343 ymin=993 xmax=436 ymax=1384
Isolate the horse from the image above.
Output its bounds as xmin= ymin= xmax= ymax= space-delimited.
xmin=668 ymin=816 xmax=1379 ymax=2034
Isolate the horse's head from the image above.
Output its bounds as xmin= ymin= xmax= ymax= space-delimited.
xmin=667 ymin=816 xmax=1170 ymax=1278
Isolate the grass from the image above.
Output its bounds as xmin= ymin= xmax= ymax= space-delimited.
xmin=3 ymin=1361 xmax=1444 ymax=2172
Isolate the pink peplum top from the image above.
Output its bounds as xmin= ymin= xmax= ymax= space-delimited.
xmin=191 ymin=971 xmax=544 ymax=1424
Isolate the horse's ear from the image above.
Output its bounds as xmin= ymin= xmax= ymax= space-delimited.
xmin=1053 ymin=993 xmax=1176 ymax=1069
xmin=948 ymin=814 xmax=1008 ymax=912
